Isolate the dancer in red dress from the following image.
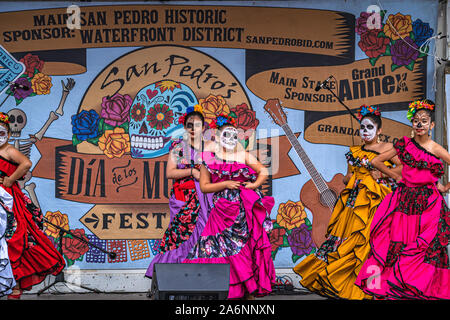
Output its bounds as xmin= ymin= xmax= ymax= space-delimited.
xmin=0 ymin=112 xmax=65 ymax=299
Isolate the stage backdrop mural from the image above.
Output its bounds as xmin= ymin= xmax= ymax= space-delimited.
xmin=0 ymin=0 xmax=438 ymax=271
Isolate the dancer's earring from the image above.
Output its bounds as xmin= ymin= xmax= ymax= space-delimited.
xmin=377 ymin=135 xmax=381 ymax=143
xmin=428 ymin=129 xmax=432 ymax=137
xmin=410 ymin=130 xmax=415 ymax=138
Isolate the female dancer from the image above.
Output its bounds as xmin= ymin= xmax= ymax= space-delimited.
xmin=355 ymin=99 xmax=450 ymax=299
xmin=145 ymin=105 xmax=213 ymax=278
xmin=293 ymin=105 xmax=402 ymax=299
xmin=0 ymin=112 xmax=65 ymax=299
xmin=183 ymin=114 xmax=275 ymax=299
xmin=0 ymin=157 xmax=15 ymax=297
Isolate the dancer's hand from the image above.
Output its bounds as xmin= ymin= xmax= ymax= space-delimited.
xmin=0 ymin=176 xmax=13 ymax=188
xmin=437 ymin=183 xmax=448 ymax=194
xmin=370 ymin=170 xmax=383 ymax=180
xmin=393 ymin=173 xmax=402 ymax=183
xmin=191 ymin=168 xmax=200 ymax=181
xmin=225 ymin=180 xmax=241 ymax=190
xmin=242 ymin=182 xmax=257 ymax=190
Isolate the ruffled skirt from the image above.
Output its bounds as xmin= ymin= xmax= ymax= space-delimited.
xmin=294 ymin=176 xmax=392 ymax=299
xmin=183 ymin=187 xmax=275 ymax=299
xmin=6 ymin=184 xmax=65 ymax=290
xmin=0 ymin=187 xmax=15 ymax=296
xmin=355 ymin=183 xmax=450 ymax=299
xmin=145 ymin=180 xmax=211 ymax=278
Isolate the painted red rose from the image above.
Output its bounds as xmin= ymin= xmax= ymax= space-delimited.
xmin=231 ymin=103 xmax=259 ymax=131
xmin=62 ymin=229 xmax=89 ymax=261
xmin=269 ymin=227 xmax=286 ymax=252
xmin=358 ymin=29 xmax=390 ymax=58
xmin=20 ymin=53 xmax=45 ymax=78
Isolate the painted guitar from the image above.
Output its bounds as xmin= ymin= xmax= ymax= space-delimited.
xmin=264 ymin=98 xmax=345 ymax=247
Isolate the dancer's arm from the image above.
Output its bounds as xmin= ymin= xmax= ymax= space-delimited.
xmin=432 ymin=142 xmax=450 ymax=193
xmin=342 ymin=164 xmax=352 ymax=185
xmin=166 ymin=148 xmax=199 ymax=180
xmin=371 ymin=144 xmax=403 ymax=181
xmin=0 ymin=145 xmax=31 ymax=187
xmin=199 ymin=164 xmax=240 ymax=193
xmin=371 ymin=146 xmax=402 ymax=182
xmin=242 ymin=152 xmax=268 ymax=190
xmin=387 ymin=155 xmax=403 ymax=177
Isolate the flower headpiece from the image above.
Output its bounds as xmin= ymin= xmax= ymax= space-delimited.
xmin=178 ymin=104 xmax=203 ymax=125
xmin=208 ymin=113 xmax=236 ymax=129
xmin=356 ymin=104 xmax=381 ymax=121
xmin=406 ymin=100 xmax=435 ymax=121
xmin=0 ymin=113 xmax=10 ymax=124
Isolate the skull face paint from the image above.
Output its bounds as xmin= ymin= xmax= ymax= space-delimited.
xmin=359 ymin=118 xmax=378 ymax=142
xmin=0 ymin=126 xmax=9 ymax=147
xmin=412 ymin=110 xmax=432 ymax=136
xmin=219 ymin=127 xmax=238 ymax=150
xmin=185 ymin=116 xmax=203 ymax=138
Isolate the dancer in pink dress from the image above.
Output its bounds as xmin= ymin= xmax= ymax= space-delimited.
xmin=355 ymin=100 xmax=450 ymax=299
xmin=145 ymin=106 xmax=213 ymax=278
xmin=183 ymin=114 xmax=276 ymax=299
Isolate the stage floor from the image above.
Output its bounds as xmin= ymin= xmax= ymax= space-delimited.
xmin=11 ymin=292 xmax=327 ymax=300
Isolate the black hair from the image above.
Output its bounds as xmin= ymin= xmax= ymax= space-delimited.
xmin=184 ymin=111 xmax=205 ymax=126
xmin=217 ymin=123 xmax=236 ymax=131
xmin=361 ymin=114 xmax=382 ymax=129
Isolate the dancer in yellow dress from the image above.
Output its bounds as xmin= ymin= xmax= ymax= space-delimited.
xmin=293 ymin=105 xmax=402 ymax=299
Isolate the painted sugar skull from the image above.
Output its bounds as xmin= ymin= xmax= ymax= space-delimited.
xmin=219 ymin=126 xmax=238 ymax=150
xmin=129 ymin=80 xmax=197 ymax=158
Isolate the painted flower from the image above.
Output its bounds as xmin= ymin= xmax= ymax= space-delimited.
xmin=130 ymin=103 xmax=146 ymax=122
xmin=383 ymin=13 xmax=413 ymax=40
xmin=20 ymin=53 xmax=44 ymax=78
xmin=71 ymin=109 xmax=101 ymax=141
xmin=62 ymin=228 xmax=90 ymax=262
xmin=412 ymin=19 xmax=434 ymax=47
xmin=10 ymin=77 xmax=33 ymax=100
xmin=390 ymin=36 xmax=419 ymax=66
xmin=199 ymin=94 xmax=231 ymax=124
xmin=101 ymin=93 xmax=133 ymax=127
xmin=44 ymin=210 xmax=69 ymax=239
xmin=358 ymin=29 xmax=390 ymax=58
xmin=31 ymin=72 xmax=52 ymax=95
xmin=276 ymin=200 xmax=307 ymax=230
xmin=155 ymin=80 xmax=181 ymax=93
xmin=269 ymin=226 xmax=286 ymax=252
xmin=230 ymin=103 xmax=259 ymax=131
xmin=147 ymin=104 xmax=174 ymax=131
xmin=98 ymin=127 xmax=131 ymax=158
xmin=288 ymin=224 xmax=315 ymax=256
xmin=355 ymin=12 xmax=373 ymax=35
